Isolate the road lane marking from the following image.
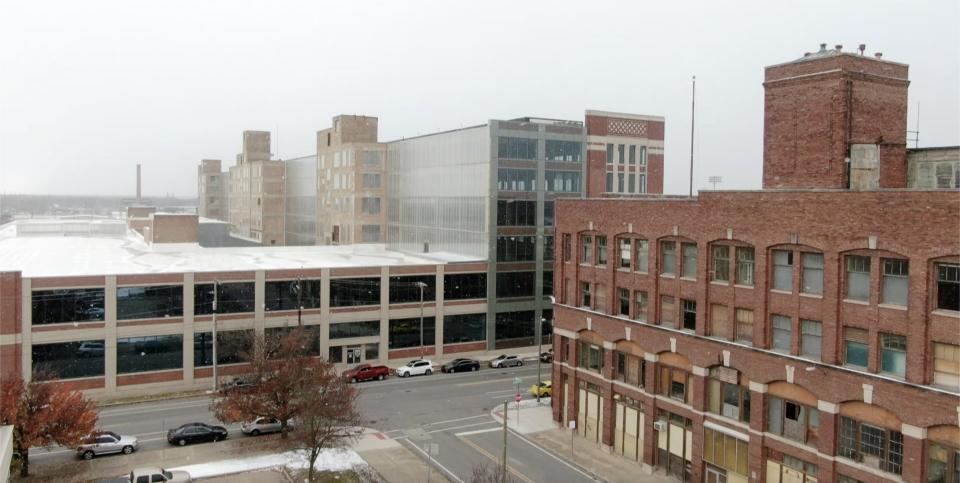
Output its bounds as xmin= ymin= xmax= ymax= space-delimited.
xmin=426 ymin=421 xmax=497 ymax=434
xmin=422 ymin=414 xmax=489 ymax=427
xmin=459 ymin=376 xmax=532 ymax=388
xmin=458 ymin=434 xmax=535 ymax=483
xmin=484 ymin=389 xmax=518 ymax=395
xmin=401 ymin=438 xmax=465 ymax=483
xmin=454 ymin=427 xmax=501 ymax=437
xmin=505 ymin=427 xmax=597 ymax=480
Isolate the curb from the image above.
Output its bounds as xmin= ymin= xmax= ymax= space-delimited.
xmin=98 ymin=390 xmax=209 ymax=407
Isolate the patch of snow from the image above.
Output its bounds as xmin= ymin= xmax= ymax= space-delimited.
xmin=169 ymin=448 xmax=365 ymax=479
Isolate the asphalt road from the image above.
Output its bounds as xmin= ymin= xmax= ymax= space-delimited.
xmin=30 ymin=361 xmax=595 ymax=482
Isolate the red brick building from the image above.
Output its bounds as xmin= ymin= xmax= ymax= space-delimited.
xmin=551 ymin=47 xmax=959 ymax=483
xmin=585 ymin=110 xmax=665 ymax=197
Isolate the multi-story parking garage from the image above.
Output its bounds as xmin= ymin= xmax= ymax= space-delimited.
xmin=0 ymin=216 xmax=491 ymax=400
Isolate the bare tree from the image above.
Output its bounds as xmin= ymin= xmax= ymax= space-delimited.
xmin=470 ymin=462 xmax=517 ymax=483
xmin=211 ymin=328 xmax=321 ymax=438
xmin=0 ymin=372 xmax=98 ymax=477
xmin=289 ymin=361 xmax=362 ymax=482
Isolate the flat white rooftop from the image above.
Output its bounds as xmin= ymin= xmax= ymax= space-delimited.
xmin=0 ymin=222 xmax=483 ymax=278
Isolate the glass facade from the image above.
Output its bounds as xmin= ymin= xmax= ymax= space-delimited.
xmin=330 ymin=277 xmax=380 ymax=307
xmin=387 ymin=125 xmax=489 ymax=258
xmin=389 ymin=317 xmax=436 ymax=349
xmin=389 ymin=275 xmax=436 ymax=304
xmin=497 ymin=200 xmax=537 ymax=226
xmin=496 ymin=271 xmax=536 ymax=298
xmin=117 ymin=285 xmax=183 ymax=320
xmin=32 ymin=340 xmax=105 ymax=379
xmin=496 ymin=235 xmax=537 ymax=262
xmin=498 ymin=136 xmax=537 ymax=159
xmin=194 ymin=282 xmax=255 ymax=315
xmin=443 ymin=313 xmax=486 ymax=344
xmin=117 ymin=335 xmax=183 ymax=374
xmin=283 ymin=154 xmax=317 ymax=246
xmin=443 ymin=272 xmax=486 ymax=300
xmin=329 ymin=320 xmax=381 ymax=339
xmin=495 ymin=310 xmax=536 ymax=349
xmin=545 ymin=140 xmax=582 ymax=161
xmin=194 ymin=330 xmax=254 ymax=366
xmin=264 ymin=279 xmax=322 ymax=311
xmin=32 ymin=288 xmax=105 ymax=325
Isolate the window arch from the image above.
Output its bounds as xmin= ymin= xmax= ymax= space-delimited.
xmin=656 ymin=351 xmax=693 ymax=404
xmin=927 ymin=425 xmax=960 ymax=483
xmin=837 ymin=401 xmax=904 ymax=475
xmin=766 ymin=381 xmax=820 ymax=447
xmin=612 ymin=340 xmax=646 ymax=389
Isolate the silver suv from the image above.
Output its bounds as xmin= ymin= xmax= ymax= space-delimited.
xmin=77 ymin=431 xmax=139 ymax=459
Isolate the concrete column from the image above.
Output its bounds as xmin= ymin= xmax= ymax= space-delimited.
xmin=20 ymin=278 xmax=32 ymax=382
xmin=320 ymin=269 xmax=331 ymax=358
xmin=104 ymin=275 xmax=118 ymax=392
xmin=182 ymin=273 xmax=195 ymax=385
xmin=434 ymin=265 xmax=444 ymax=355
xmin=254 ymin=270 xmax=265 ymax=335
xmin=379 ymin=267 xmax=389 ymax=361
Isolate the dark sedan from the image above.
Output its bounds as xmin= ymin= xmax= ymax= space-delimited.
xmin=166 ymin=422 xmax=228 ymax=446
xmin=441 ymin=358 xmax=480 ymax=373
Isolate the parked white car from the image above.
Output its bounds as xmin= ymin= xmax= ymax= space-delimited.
xmin=241 ymin=417 xmax=291 ymax=436
xmin=395 ymin=359 xmax=434 ymax=377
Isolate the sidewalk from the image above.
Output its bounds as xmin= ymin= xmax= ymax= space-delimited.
xmin=355 ymin=428 xmax=450 ymax=483
xmin=491 ymin=401 xmax=663 ymax=483
xmin=17 ymin=429 xmax=435 ymax=483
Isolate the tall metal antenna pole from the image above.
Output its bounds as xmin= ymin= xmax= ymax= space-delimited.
xmin=689 ymin=76 xmax=696 ymax=197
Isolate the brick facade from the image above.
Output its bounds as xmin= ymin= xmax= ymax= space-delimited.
xmin=763 ymin=50 xmax=909 ymax=190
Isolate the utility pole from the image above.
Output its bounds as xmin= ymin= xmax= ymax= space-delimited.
xmin=211 ymin=280 xmax=220 ymax=392
xmin=689 ymin=75 xmax=696 ymax=198
xmin=501 ymin=400 xmax=508 ymax=483
xmin=296 ymin=275 xmax=303 ymax=327
xmin=416 ymin=281 xmax=427 ymax=358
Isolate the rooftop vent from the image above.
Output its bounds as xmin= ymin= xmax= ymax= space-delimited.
xmin=875 ymin=52 xmax=883 ymax=59
xmin=818 ymin=43 xmax=827 ymax=52
xmin=835 ymin=44 xmax=843 ymax=51
xmin=858 ymin=44 xmax=866 ymax=55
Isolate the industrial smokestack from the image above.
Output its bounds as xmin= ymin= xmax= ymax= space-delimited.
xmin=136 ymin=164 xmax=142 ymax=201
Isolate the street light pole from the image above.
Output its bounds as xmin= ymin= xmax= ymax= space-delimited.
xmin=296 ymin=275 xmax=303 ymax=327
xmin=416 ymin=281 xmax=427 ymax=359
xmin=211 ymin=280 xmax=220 ymax=392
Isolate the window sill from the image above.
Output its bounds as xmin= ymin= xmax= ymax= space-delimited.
xmin=842 ymin=299 xmax=870 ymax=306
xmin=769 ymin=289 xmax=792 ymax=295
xmin=616 ymin=268 xmax=632 ymax=273
xmin=932 ymin=309 xmax=960 ymax=318
xmin=799 ymin=292 xmax=823 ymax=299
xmin=733 ymin=284 xmax=754 ymax=290
xmin=635 ymin=271 xmax=649 ymax=275
xmin=660 ymin=274 xmax=676 ymax=279
xmin=710 ymin=280 xmax=731 ymax=287
xmin=878 ymin=303 xmax=907 ymax=311
xmin=679 ymin=277 xmax=697 ymax=282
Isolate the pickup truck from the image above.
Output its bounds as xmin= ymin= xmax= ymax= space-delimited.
xmin=342 ymin=363 xmax=390 ymax=383
xmin=98 ymin=466 xmax=192 ymax=483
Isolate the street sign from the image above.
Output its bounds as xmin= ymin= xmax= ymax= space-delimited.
xmin=428 ymin=443 xmax=439 ymax=455
xmin=568 ymin=420 xmax=576 ymax=429
xmin=515 ymin=393 xmax=522 ymax=403
xmin=513 ymin=377 xmax=522 ymax=385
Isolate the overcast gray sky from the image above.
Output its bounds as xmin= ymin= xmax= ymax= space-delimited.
xmin=1 ymin=0 xmax=957 ymax=197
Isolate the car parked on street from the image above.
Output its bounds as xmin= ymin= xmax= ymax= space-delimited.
xmin=441 ymin=358 xmax=480 ymax=373
xmin=109 ymin=466 xmax=193 ymax=483
xmin=219 ymin=376 xmax=256 ymax=393
xmin=539 ymin=349 xmax=553 ymax=363
xmin=76 ymin=431 xmax=138 ymax=460
xmin=166 ymin=423 xmax=228 ymax=446
xmin=489 ymin=354 xmax=523 ymax=368
xmin=530 ymin=380 xmax=552 ymax=397
xmin=241 ymin=417 xmax=291 ymax=436
xmin=343 ymin=363 xmax=390 ymax=383
xmin=395 ymin=359 xmax=433 ymax=377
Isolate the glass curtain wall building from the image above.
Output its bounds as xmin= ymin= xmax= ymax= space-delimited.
xmin=284 ymin=154 xmax=318 ymax=246
xmin=388 ymin=118 xmax=583 ymax=350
